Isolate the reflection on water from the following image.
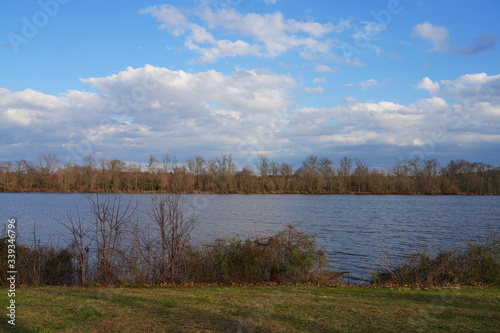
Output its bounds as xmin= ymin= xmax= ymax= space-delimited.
xmin=1 ymin=193 xmax=499 ymax=282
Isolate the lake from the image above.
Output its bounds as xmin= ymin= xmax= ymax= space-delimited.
xmin=1 ymin=193 xmax=499 ymax=282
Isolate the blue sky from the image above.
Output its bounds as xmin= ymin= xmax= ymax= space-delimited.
xmin=1 ymin=0 xmax=499 ymax=170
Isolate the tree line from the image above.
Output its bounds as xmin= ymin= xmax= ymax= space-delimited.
xmin=0 ymin=153 xmax=499 ymax=194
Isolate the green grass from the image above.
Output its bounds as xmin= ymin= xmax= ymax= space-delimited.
xmin=1 ymin=285 xmax=499 ymax=332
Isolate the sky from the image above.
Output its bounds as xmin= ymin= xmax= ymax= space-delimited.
xmin=1 ymin=0 xmax=499 ymax=170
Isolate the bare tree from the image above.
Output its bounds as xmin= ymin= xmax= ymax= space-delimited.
xmin=319 ymin=157 xmax=334 ymax=177
xmin=337 ymin=156 xmax=353 ymax=193
xmin=83 ymin=155 xmax=96 ymax=170
xmin=130 ymin=222 xmax=158 ymax=284
xmin=37 ymin=153 xmax=60 ymax=175
xmin=206 ymin=158 xmax=218 ymax=174
xmin=162 ymin=154 xmax=173 ymax=173
xmin=279 ymin=162 xmax=293 ymax=177
xmin=148 ymin=194 xmax=195 ymax=283
xmin=302 ymin=155 xmax=320 ymax=173
xmin=89 ymin=194 xmax=137 ymax=284
xmin=256 ymin=155 xmax=270 ymax=177
xmin=186 ymin=155 xmax=206 ymax=176
xmin=216 ymin=153 xmax=237 ymax=173
xmin=148 ymin=155 xmax=160 ymax=174
xmin=61 ymin=208 xmax=91 ymax=285
xmin=353 ymin=158 xmax=370 ymax=193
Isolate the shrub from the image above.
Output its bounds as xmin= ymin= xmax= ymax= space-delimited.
xmin=372 ymin=236 xmax=500 ymax=286
xmin=0 ymin=236 xmax=75 ymax=286
xmin=187 ymin=225 xmax=339 ymax=284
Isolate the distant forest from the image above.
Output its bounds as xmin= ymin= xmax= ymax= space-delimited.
xmin=1 ymin=153 xmax=499 ymax=194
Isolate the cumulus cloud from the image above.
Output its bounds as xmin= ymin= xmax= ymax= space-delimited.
xmin=284 ymin=73 xmax=500 ymax=160
xmin=288 ymin=101 xmax=425 ymax=149
xmin=1 ymin=65 xmax=296 ymax=162
xmin=412 ymin=22 xmax=497 ymax=55
xmin=81 ymin=65 xmax=296 ymax=133
xmin=410 ymin=73 xmax=500 ymax=147
xmin=412 ymin=22 xmax=449 ymax=52
xmin=2 ymin=66 xmax=500 ymax=166
xmin=415 ymin=77 xmax=440 ymax=94
xmin=416 ymin=73 xmax=500 ymax=104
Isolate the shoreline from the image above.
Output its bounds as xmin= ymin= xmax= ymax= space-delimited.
xmin=1 ymin=190 xmax=499 ymax=195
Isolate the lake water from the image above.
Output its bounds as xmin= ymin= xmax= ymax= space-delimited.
xmin=1 ymin=193 xmax=499 ymax=282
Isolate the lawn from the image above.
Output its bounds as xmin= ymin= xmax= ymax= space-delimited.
xmin=1 ymin=285 xmax=499 ymax=332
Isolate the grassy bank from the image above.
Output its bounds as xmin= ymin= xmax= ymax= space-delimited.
xmin=1 ymin=285 xmax=499 ymax=332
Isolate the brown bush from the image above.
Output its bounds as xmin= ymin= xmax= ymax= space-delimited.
xmin=372 ymin=236 xmax=500 ymax=286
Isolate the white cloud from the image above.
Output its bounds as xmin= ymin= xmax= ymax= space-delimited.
xmin=288 ymin=101 xmax=424 ymax=148
xmin=314 ymin=65 xmax=338 ymax=72
xmin=0 ymin=65 xmax=299 ymax=161
xmin=2 ymin=67 xmax=500 ymax=165
xmin=351 ymin=21 xmax=387 ymax=46
xmin=304 ymin=87 xmax=324 ymax=94
xmin=139 ymin=5 xmax=188 ymax=36
xmin=140 ymin=3 xmax=398 ymax=67
xmin=342 ymin=97 xmax=357 ymax=103
xmin=313 ymin=77 xmax=327 ymax=83
xmin=413 ymin=96 xmax=448 ymax=112
xmin=142 ymin=4 xmax=351 ymax=63
xmin=195 ymin=6 xmax=339 ymax=58
xmin=415 ymin=77 xmax=440 ymax=94
xmin=341 ymin=57 xmax=367 ymax=67
xmin=412 ymin=22 xmax=497 ymax=55
xmin=287 ymin=81 xmax=500 ymax=157
xmin=360 ymin=79 xmax=380 ymax=88
xmin=412 ymin=22 xmax=449 ymax=52
xmin=185 ymin=38 xmax=262 ymax=64
xmin=440 ymin=73 xmax=500 ymax=99
xmin=416 ymin=73 xmax=500 ymax=105
xmin=82 ymin=65 xmax=295 ymax=123
xmin=187 ymin=24 xmax=215 ymax=44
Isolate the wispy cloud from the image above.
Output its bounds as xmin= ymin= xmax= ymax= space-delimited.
xmin=304 ymin=86 xmax=324 ymax=94
xmin=314 ymin=64 xmax=339 ymax=72
xmin=412 ymin=22 xmax=497 ymax=56
xmin=342 ymin=97 xmax=357 ymax=103
xmin=313 ymin=77 xmax=327 ymax=83
xmin=360 ymin=78 xmax=380 ymax=88
xmin=141 ymin=3 xmax=351 ymax=63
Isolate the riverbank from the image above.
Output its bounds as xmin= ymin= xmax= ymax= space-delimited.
xmin=1 ymin=285 xmax=498 ymax=332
